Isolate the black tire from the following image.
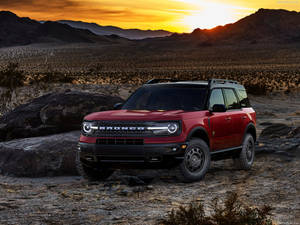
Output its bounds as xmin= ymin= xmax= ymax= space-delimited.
xmin=233 ymin=134 xmax=255 ymax=170
xmin=76 ymin=147 xmax=114 ymax=181
xmin=175 ymin=139 xmax=211 ymax=183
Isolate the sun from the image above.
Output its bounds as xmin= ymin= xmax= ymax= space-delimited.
xmin=182 ymin=2 xmax=237 ymax=31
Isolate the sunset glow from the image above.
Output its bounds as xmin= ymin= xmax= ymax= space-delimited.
xmin=0 ymin=0 xmax=299 ymax=32
xmin=182 ymin=2 xmax=243 ymax=30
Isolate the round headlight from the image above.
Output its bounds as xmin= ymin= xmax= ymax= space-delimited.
xmin=83 ymin=122 xmax=92 ymax=133
xmin=167 ymin=123 xmax=178 ymax=134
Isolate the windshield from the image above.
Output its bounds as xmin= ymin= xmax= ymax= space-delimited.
xmin=122 ymin=84 xmax=208 ymax=111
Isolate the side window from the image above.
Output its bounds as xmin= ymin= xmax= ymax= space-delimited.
xmin=209 ymin=89 xmax=225 ymax=109
xmin=237 ymin=89 xmax=251 ymax=107
xmin=223 ymin=89 xmax=240 ymax=110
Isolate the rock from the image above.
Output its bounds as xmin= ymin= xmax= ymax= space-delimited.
xmin=120 ymin=176 xmax=146 ymax=186
xmin=257 ymin=124 xmax=300 ymax=159
xmin=260 ymin=123 xmax=292 ymax=139
xmin=259 ymin=122 xmax=273 ymax=126
xmin=0 ymin=201 xmax=19 ymax=209
xmin=0 ymin=131 xmax=80 ymax=177
xmin=0 ymin=91 xmax=123 ymax=141
xmin=118 ymin=188 xmax=133 ymax=196
xmin=132 ymin=186 xmax=148 ymax=193
xmin=289 ymin=126 xmax=300 ymax=138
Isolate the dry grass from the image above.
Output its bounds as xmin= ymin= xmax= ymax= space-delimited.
xmin=160 ymin=192 xmax=274 ymax=225
xmin=0 ymin=62 xmax=25 ymax=89
xmin=0 ymin=43 xmax=299 ymax=94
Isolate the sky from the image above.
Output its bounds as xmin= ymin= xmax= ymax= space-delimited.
xmin=0 ymin=0 xmax=300 ymax=32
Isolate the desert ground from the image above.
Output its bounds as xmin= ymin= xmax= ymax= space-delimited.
xmin=0 ymin=43 xmax=299 ymax=94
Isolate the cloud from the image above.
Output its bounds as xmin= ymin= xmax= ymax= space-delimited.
xmin=0 ymin=0 xmax=195 ymax=31
xmin=0 ymin=0 xmax=178 ymax=23
xmin=0 ymin=0 xmax=79 ymax=9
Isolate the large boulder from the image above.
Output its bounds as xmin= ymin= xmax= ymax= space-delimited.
xmin=0 ymin=131 xmax=80 ymax=177
xmin=260 ymin=123 xmax=293 ymax=139
xmin=0 ymin=90 xmax=123 ymax=141
xmin=257 ymin=124 xmax=300 ymax=159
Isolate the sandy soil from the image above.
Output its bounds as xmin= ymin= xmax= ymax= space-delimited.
xmin=0 ymin=89 xmax=299 ymax=225
xmin=0 ymin=154 xmax=299 ymax=225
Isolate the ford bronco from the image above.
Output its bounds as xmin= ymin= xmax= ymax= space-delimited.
xmin=77 ymin=79 xmax=256 ymax=182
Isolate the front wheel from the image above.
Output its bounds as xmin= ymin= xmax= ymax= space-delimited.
xmin=175 ymin=139 xmax=211 ymax=183
xmin=76 ymin=148 xmax=114 ymax=181
xmin=233 ymin=134 xmax=255 ymax=170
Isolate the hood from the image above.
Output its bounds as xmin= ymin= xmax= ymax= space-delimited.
xmin=84 ymin=110 xmax=186 ymax=121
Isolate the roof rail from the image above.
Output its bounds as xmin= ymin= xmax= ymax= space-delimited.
xmin=146 ymin=78 xmax=183 ymax=84
xmin=209 ymin=79 xmax=239 ymax=86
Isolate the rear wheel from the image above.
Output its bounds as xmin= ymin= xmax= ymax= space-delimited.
xmin=175 ymin=139 xmax=211 ymax=183
xmin=76 ymin=147 xmax=114 ymax=181
xmin=233 ymin=134 xmax=255 ymax=170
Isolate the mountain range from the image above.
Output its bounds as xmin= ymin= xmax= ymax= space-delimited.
xmin=0 ymin=11 xmax=129 ymax=47
xmin=1 ymin=9 xmax=300 ymax=47
xmin=167 ymin=8 xmax=300 ymax=45
xmin=57 ymin=20 xmax=172 ymax=40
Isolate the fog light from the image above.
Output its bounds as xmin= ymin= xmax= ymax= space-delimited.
xmin=172 ymin=147 xmax=177 ymax=152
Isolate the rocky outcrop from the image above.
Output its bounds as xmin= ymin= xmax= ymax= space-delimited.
xmin=257 ymin=123 xmax=300 ymax=159
xmin=0 ymin=91 xmax=123 ymax=141
xmin=260 ymin=123 xmax=293 ymax=139
xmin=0 ymin=131 xmax=80 ymax=177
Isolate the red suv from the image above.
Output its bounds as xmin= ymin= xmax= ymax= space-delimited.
xmin=77 ymin=79 xmax=256 ymax=182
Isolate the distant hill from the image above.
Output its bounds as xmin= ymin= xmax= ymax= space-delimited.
xmin=0 ymin=11 xmax=39 ymax=46
xmin=0 ymin=11 xmax=127 ymax=47
xmin=2 ymin=9 xmax=300 ymax=48
xmin=164 ymin=9 xmax=300 ymax=45
xmin=57 ymin=20 xmax=172 ymax=40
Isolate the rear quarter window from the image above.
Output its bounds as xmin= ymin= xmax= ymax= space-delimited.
xmin=237 ymin=89 xmax=251 ymax=107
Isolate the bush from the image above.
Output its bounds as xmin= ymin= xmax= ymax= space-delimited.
xmin=160 ymin=192 xmax=274 ymax=225
xmin=30 ymin=71 xmax=74 ymax=84
xmin=0 ymin=62 xmax=25 ymax=89
xmin=39 ymin=71 xmax=74 ymax=83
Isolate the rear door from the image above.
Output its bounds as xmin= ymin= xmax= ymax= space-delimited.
xmin=208 ymin=88 xmax=234 ymax=150
xmin=223 ymin=88 xmax=244 ymax=147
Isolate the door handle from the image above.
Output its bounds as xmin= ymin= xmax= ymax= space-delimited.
xmin=225 ymin=117 xmax=232 ymax=121
xmin=241 ymin=116 xmax=247 ymax=119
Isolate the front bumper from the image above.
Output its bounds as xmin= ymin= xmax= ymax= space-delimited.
xmin=79 ymin=142 xmax=187 ymax=168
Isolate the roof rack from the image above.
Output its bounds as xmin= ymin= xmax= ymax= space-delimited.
xmin=146 ymin=78 xmax=183 ymax=84
xmin=209 ymin=79 xmax=239 ymax=86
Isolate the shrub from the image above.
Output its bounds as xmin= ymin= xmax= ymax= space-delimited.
xmin=0 ymin=62 xmax=25 ymax=89
xmin=30 ymin=71 xmax=74 ymax=84
xmin=160 ymin=192 xmax=274 ymax=225
xmin=40 ymin=71 xmax=74 ymax=83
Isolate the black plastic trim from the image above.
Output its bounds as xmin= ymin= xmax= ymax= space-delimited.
xmin=79 ymin=141 xmax=188 ymax=164
xmin=210 ymin=146 xmax=242 ymax=161
xmin=187 ymin=126 xmax=209 ymax=141
xmin=243 ymin=122 xmax=257 ymax=142
xmin=211 ymin=146 xmax=242 ymax=155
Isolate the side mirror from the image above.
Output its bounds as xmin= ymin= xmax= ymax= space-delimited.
xmin=113 ymin=103 xmax=123 ymax=110
xmin=211 ymin=104 xmax=226 ymax=113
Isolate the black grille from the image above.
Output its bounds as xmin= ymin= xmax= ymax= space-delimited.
xmin=96 ymin=138 xmax=144 ymax=145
